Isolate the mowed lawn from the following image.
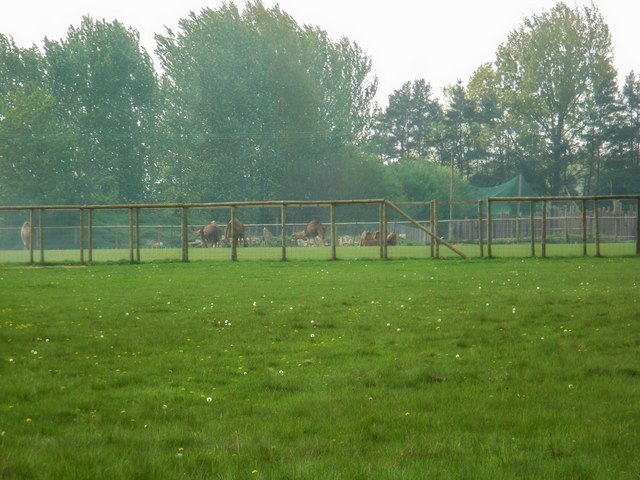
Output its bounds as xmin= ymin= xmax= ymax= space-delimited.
xmin=0 ymin=257 xmax=639 ymax=479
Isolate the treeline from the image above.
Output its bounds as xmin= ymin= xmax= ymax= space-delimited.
xmin=1 ymin=1 xmax=639 ymax=207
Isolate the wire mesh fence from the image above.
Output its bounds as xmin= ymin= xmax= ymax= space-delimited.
xmin=1 ymin=196 xmax=638 ymax=264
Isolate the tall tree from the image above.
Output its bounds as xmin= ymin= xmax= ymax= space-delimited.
xmin=44 ymin=17 xmax=157 ymax=203
xmin=598 ymin=71 xmax=640 ymax=193
xmin=155 ymin=1 xmax=378 ymax=203
xmin=440 ymin=81 xmax=477 ymax=178
xmin=621 ymin=71 xmax=640 ymax=168
xmin=465 ymin=63 xmax=510 ymax=185
xmin=0 ymin=34 xmax=75 ymax=205
xmin=0 ymin=34 xmax=43 ymax=98
xmin=495 ymin=2 xmax=618 ymax=194
xmin=0 ymin=85 xmax=76 ymax=204
xmin=374 ymin=79 xmax=442 ymax=163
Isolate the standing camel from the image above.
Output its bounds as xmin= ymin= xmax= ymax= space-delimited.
xmin=20 ymin=221 xmax=31 ymax=250
xmin=291 ymin=220 xmax=325 ymax=246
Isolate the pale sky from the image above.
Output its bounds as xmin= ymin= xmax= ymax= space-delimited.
xmin=1 ymin=0 xmax=637 ymax=105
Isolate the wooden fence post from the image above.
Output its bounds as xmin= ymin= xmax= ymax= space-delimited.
xmin=128 ymin=208 xmax=134 ymax=264
xmin=433 ymin=200 xmax=439 ymax=258
xmin=478 ymin=200 xmax=484 ymax=258
xmin=135 ymin=208 xmax=140 ymax=263
xmin=181 ymin=207 xmax=188 ymax=262
xmin=230 ymin=205 xmax=238 ymax=262
xmin=430 ymin=201 xmax=435 ymax=258
xmin=594 ymin=199 xmax=601 ymax=257
xmin=79 ymin=209 xmax=85 ymax=264
xmin=87 ymin=209 xmax=93 ymax=263
xmin=636 ymin=198 xmax=640 ymax=255
xmin=541 ymin=200 xmax=547 ymax=258
xmin=581 ymin=199 xmax=587 ymax=256
xmin=378 ymin=202 xmax=384 ymax=259
xmin=382 ymin=200 xmax=388 ymax=260
xmin=28 ymin=209 xmax=34 ymax=265
xmin=38 ymin=208 xmax=45 ymax=264
xmin=330 ymin=203 xmax=337 ymax=260
xmin=487 ymin=199 xmax=493 ymax=258
xmin=281 ymin=204 xmax=287 ymax=261
xmin=530 ymin=201 xmax=536 ymax=257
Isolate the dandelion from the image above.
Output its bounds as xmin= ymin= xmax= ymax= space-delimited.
xmin=25 ymin=418 xmax=32 ymax=423
xmin=252 ymin=301 xmax=257 ymax=307
xmin=162 ymin=404 xmax=168 ymax=410
xmin=278 ymin=370 xmax=284 ymax=376
xmin=206 ymin=397 xmax=212 ymax=403
xmin=396 ymin=328 xmax=401 ymax=332
xmin=455 ymin=354 xmax=460 ymax=359
xmin=310 ymin=333 xmax=315 ymax=339
xmin=386 ymin=323 xmax=391 ymax=327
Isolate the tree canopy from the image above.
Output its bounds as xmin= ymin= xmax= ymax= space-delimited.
xmin=1 ymin=1 xmax=638 ymax=207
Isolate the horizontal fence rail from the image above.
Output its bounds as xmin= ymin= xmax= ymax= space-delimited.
xmin=1 ymin=195 xmax=638 ymax=264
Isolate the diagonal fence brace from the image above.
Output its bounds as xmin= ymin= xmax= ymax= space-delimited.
xmin=385 ymin=200 xmax=468 ymax=259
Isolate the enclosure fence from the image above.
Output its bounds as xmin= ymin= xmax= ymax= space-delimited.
xmin=1 ymin=195 xmax=638 ymax=264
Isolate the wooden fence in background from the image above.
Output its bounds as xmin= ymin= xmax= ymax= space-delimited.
xmin=1 ymin=195 xmax=638 ymax=264
xmin=486 ymin=195 xmax=640 ymax=258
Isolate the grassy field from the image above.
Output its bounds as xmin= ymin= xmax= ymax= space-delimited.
xmin=0 ymin=239 xmax=637 ymax=265
xmin=1 ymin=257 xmax=639 ymax=479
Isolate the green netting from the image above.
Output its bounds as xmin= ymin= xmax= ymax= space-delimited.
xmin=468 ymin=174 xmax=538 ymax=199
xmin=468 ymin=175 xmax=539 ymax=214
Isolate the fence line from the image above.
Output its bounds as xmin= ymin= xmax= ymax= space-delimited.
xmin=486 ymin=196 xmax=640 ymax=257
xmin=1 ymin=195 xmax=639 ymax=264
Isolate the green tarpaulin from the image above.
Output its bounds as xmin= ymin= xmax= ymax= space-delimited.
xmin=468 ymin=175 xmax=538 ymax=214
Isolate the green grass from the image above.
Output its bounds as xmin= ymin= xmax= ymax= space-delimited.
xmin=1 ymin=257 xmax=639 ymax=479
xmin=1 ymin=240 xmax=637 ymax=265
